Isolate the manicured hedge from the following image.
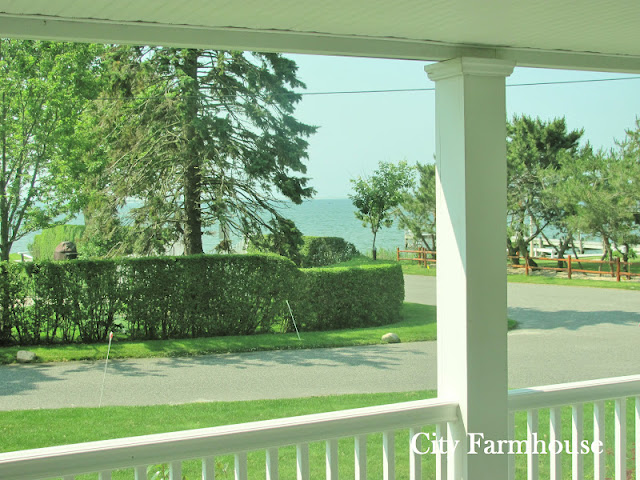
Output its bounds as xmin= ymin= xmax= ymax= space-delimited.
xmin=122 ymin=255 xmax=298 ymax=339
xmin=293 ymin=263 xmax=404 ymax=331
xmin=0 ymin=254 xmax=403 ymax=345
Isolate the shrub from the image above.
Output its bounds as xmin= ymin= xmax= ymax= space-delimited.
xmin=292 ymin=263 xmax=404 ymax=331
xmin=23 ymin=260 xmax=123 ymax=343
xmin=28 ymin=225 xmax=86 ymax=261
xmin=299 ymin=236 xmax=360 ymax=267
xmin=0 ymin=262 xmax=30 ymax=345
xmin=0 ymin=253 xmax=402 ymax=345
xmin=123 ymin=254 xmax=299 ymax=339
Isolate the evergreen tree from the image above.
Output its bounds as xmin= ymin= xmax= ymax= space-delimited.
xmin=94 ymin=47 xmax=316 ymax=255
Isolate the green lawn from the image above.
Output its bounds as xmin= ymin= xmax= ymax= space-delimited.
xmin=0 ymin=391 xmax=636 ymax=479
xmin=0 ymin=302 xmax=517 ymax=365
xmin=0 ymin=303 xmax=437 ymax=365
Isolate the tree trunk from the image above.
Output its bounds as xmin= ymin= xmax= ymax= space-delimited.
xmin=181 ymin=49 xmax=204 ymax=255
xmin=372 ymin=230 xmax=377 ymax=260
xmin=507 ymin=238 xmax=520 ymax=265
xmin=0 ymin=91 xmax=9 ymax=263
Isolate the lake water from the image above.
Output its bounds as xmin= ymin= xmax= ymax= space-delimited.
xmin=13 ymin=198 xmax=408 ymax=257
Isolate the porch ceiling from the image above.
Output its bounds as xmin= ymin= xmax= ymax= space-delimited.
xmin=0 ymin=0 xmax=639 ymax=72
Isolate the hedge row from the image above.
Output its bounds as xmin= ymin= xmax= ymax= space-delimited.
xmin=0 ymin=254 xmax=403 ymax=345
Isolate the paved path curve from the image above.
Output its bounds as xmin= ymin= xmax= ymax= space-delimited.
xmin=1 ymin=276 xmax=640 ymax=410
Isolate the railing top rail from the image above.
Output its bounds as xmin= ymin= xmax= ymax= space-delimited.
xmin=0 ymin=398 xmax=458 ymax=480
xmin=508 ymin=374 xmax=640 ymax=411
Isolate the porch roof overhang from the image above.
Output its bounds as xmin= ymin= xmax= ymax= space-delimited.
xmin=0 ymin=0 xmax=638 ymax=73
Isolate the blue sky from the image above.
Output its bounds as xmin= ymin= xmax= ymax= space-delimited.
xmin=285 ymin=54 xmax=640 ymax=199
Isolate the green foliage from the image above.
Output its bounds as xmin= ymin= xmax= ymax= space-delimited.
xmin=250 ymin=235 xmax=360 ymax=267
xmin=294 ymin=263 xmax=404 ymax=331
xmin=0 ymin=40 xmax=104 ymax=261
xmin=553 ymin=145 xmax=640 ymax=261
xmin=396 ymin=162 xmax=436 ymax=250
xmin=507 ymin=115 xmax=583 ymax=261
xmin=28 ymin=225 xmax=86 ymax=261
xmin=349 ymin=161 xmax=414 ymax=256
xmin=93 ymin=46 xmax=316 ymax=256
xmin=123 ymin=254 xmax=299 ymax=339
xmin=299 ymin=236 xmax=360 ymax=267
xmin=1 ymin=253 xmax=403 ymax=345
xmin=0 ymin=262 xmax=30 ymax=345
xmin=247 ymin=218 xmax=305 ymax=265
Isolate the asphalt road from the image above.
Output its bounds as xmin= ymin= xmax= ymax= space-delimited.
xmin=1 ymin=276 xmax=639 ymax=410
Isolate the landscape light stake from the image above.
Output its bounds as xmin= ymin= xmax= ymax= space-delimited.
xmin=99 ymin=331 xmax=114 ymax=407
xmin=286 ymin=300 xmax=302 ymax=341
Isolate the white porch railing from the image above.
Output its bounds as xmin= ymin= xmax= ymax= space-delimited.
xmin=508 ymin=374 xmax=640 ymax=480
xmin=1 ymin=374 xmax=639 ymax=480
xmin=0 ymin=398 xmax=458 ymax=480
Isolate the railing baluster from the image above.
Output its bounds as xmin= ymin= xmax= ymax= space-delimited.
xmin=170 ymin=461 xmax=182 ymax=480
xmin=550 ymin=407 xmax=562 ymax=480
xmin=572 ymin=403 xmax=584 ymax=480
xmin=266 ymin=447 xmax=278 ymax=480
xmin=98 ymin=472 xmax=111 ymax=480
xmin=326 ymin=439 xmax=338 ymax=480
xmin=297 ymin=443 xmax=310 ymax=480
xmin=383 ymin=430 xmax=395 ymax=480
xmin=409 ymin=427 xmax=421 ymax=480
xmin=235 ymin=452 xmax=248 ymax=480
xmin=615 ymin=398 xmax=627 ymax=480
xmin=436 ymin=422 xmax=447 ymax=480
xmin=134 ymin=466 xmax=147 ymax=480
xmin=508 ymin=413 xmax=515 ymax=480
xmin=636 ymin=397 xmax=640 ymax=480
xmin=527 ymin=409 xmax=539 ymax=480
xmin=203 ymin=456 xmax=216 ymax=480
xmin=593 ymin=401 xmax=605 ymax=480
xmin=355 ymin=435 xmax=367 ymax=480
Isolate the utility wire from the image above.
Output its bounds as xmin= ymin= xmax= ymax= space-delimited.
xmin=92 ymin=75 xmax=640 ymax=102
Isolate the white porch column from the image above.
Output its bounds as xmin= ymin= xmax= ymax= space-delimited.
xmin=425 ymin=57 xmax=514 ymax=480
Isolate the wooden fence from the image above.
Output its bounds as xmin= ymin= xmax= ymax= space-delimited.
xmin=397 ymin=247 xmax=640 ymax=282
xmin=396 ymin=247 xmax=436 ymax=267
xmin=507 ymin=254 xmax=640 ymax=282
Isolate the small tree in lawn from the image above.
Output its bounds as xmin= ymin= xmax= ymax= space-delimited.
xmin=349 ymin=161 xmax=414 ymax=260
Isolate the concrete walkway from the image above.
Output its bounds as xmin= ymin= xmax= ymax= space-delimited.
xmin=1 ymin=276 xmax=639 ymax=410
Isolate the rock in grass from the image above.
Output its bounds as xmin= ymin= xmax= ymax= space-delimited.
xmin=16 ymin=350 xmax=36 ymax=363
xmin=381 ymin=333 xmax=401 ymax=344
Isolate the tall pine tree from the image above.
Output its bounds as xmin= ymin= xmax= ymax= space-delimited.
xmin=95 ymin=47 xmax=316 ymax=255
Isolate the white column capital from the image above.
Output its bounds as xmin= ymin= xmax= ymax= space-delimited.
xmin=425 ymin=57 xmax=515 ymax=82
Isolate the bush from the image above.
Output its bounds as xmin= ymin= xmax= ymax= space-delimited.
xmin=251 ymin=235 xmax=360 ymax=267
xmin=0 ymin=262 xmax=30 ymax=345
xmin=28 ymin=225 xmax=86 ymax=261
xmin=22 ymin=260 xmax=123 ymax=344
xmin=0 ymin=253 xmax=403 ymax=345
xmin=299 ymin=236 xmax=360 ymax=267
xmin=123 ymin=254 xmax=299 ymax=339
xmin=293 ymin=263 xmax=404 ymax=331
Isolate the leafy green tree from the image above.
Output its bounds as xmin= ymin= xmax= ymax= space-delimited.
xmin=395 ymin=162 xmax=436 ymax=252
xmin=506 ymin=115 xmax=583 ymax=264
xmin=555 ymin=140 xmax=640 ymax=265
xmin=0 ymin=40 xmax=103 ymax=261
xmin=349 ymin=161 xmax=414 ymax=260
xmin=92 ymin=47 xmax=316 ymax=255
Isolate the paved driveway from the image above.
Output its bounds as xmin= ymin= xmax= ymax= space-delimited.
xmin=1 ymin=276 xmax=639 ymax=410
